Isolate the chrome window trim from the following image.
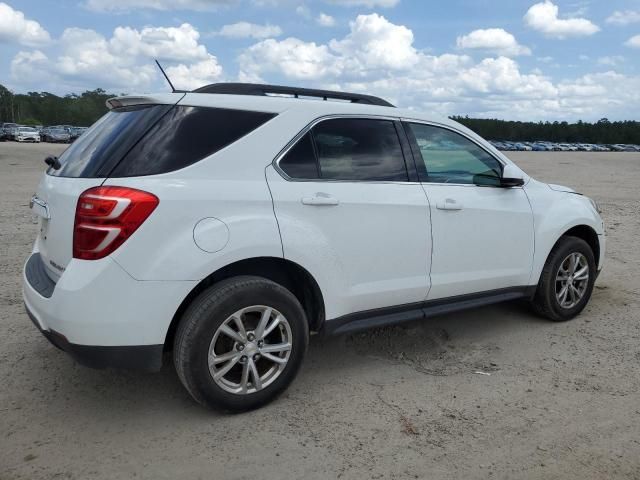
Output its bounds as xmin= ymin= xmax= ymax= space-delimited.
xmin=271 ymin=114 xmax=418 ymax=185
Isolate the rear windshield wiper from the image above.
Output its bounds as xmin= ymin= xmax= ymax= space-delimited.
xmin=45 ymin=155 xmax=61 ymax=170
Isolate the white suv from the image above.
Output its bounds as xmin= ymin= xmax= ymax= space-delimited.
xmin=23 ymin=83 xmax=605 ymax=411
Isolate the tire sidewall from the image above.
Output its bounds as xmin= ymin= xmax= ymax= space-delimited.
xmin=181 ymin=279 xmax=308 ymax=411
xmin=545 ymin=238 xmax=597 ymax=320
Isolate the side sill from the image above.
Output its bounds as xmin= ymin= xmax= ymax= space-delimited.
xmin=323 ymin=286 xmax=536 ymax=337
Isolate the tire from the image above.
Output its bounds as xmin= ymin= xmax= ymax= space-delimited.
xmin=531 ymin=236 xmax=597 ymax=321
xmin=173 ymin=276 xmax=309 ymax=412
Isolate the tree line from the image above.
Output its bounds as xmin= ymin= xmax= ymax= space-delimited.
xmin=1 ymin=83 xmax=638 ymax=143
xmin=452 ymin=116 xmax=640 ymax=144
xmin=0 ymin=84 xmax=117 ymax=127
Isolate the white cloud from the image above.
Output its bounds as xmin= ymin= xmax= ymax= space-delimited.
xmin=625 ymin=35 xmax=640 ymax=48
xmin=165 ymin=56 xmax=223 ymax=89
xmin=524 ymin=1 xmax=600 ymax=39
xmin=0 ymin=2 xmax=51 ymax=47
xmin=10 ymin=50 xmax=50 ymax=85
xmin=55 ymin=28 xmax=157 ymax=89
xmin=606 ymin=10 xmax=640 ymax=26
xmin=597 ymin=56 xmax=624 ymax=66
xmin=329 ymin=13 xmax=419 ymax=71
xmin=317 ymin=13 xmax=336 ymax=27
xmin=295 ymin=5 xmax=311 ymax=18
xmin=457 ymin=28 xmax=531 ymax=57
xmin=110 ymin=24 xmax=209 ymax=62
xmin=239 ymin=37 xmax=340 ymax=80
xmin=235 ymin=12 xmax=640 ymax=121
xmin=325 ymin=0 xmax=399 ymax=7
xmin=239 ymin=14 xmax=419 ymax=81
xmin=83 ymin=0 xmax=237 ymax=12
xmin=217 ymin=22 xmax=282 ymax=39
xmin=11 ymin=23 xmax=222 ymax=92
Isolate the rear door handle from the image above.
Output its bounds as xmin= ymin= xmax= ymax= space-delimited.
xmin=301 ymin=194 xmax=340 ymax=206
xmin=436 ymin=198 xmax=463 ymax=211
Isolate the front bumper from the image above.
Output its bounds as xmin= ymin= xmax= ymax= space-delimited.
xmin=23 ymin=251 xmax=196 ymax=371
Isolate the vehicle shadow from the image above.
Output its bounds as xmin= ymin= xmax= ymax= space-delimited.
xmin=21 ymin=299 xmax=550 ymax=421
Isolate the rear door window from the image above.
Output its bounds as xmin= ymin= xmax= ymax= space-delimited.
xmin=278 ymin=132 xmax=319 ymax=179
xmin=312 ymin=118 xmax=408 ymax=182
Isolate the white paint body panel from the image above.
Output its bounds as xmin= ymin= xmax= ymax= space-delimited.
xmin=23 ymin=247 xmax=196 ymax=346
xmin=266 ymin=166 xmax=431 ymax=320
xmin=23 ymin=91 xmax=606 ymax=349
xmin=424 ymin=184 xmax=534 ymax=299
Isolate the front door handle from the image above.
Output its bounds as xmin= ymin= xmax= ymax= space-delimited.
xmin=436 ymin=198 xmax=463 ymax=211
xmin=301 ymin=193 xmax=340 ymax=206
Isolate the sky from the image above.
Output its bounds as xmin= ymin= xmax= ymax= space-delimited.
xmin=1 ymin=0 xmax=639 ymax=121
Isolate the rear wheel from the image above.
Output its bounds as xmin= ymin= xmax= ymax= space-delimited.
xmin=173 ymin=276 xmax=309 ymax=412
xmin=531 ymin=236 xmax=596 ymax=321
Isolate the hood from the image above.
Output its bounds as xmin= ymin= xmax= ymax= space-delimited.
xmin=548 ymin=183 xmax=578 ymax=194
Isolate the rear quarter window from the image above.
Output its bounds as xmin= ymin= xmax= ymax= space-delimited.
xmin=49 ymin=105 xmax=276 ymax=178
xmin=110 ymin=106 xmax=276 ymax=177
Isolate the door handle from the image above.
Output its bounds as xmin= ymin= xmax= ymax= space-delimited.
xmin=301 ymin=194 xmax=340 ymax=206
xmin=436 ymin=198 xmax=463 ymax=211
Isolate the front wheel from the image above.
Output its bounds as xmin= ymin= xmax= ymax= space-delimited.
xmin=173 ymin=276 xmax=309 ymax=412
xmin=530 ymin=236 xmax=597 ymax=321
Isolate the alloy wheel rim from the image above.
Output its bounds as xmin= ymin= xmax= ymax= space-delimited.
xmin=555 ymin=252 xmax=589 ymax=309
xmin=208 ymin=306 xmax=292 ymax=395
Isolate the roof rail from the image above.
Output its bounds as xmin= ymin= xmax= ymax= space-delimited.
xmin=192 ymin=83 xmax=395 ymax=107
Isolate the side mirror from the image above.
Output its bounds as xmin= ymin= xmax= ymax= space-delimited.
xmin=500 ymin=164 xmax=525 ymax=188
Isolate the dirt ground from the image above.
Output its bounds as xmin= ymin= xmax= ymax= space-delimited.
xmin=1 ymin=142 xmax=639 ymax=480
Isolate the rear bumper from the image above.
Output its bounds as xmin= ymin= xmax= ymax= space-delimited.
xmin=23 ymin=251 xmax=197 ymax=371
xmin=25 ymin=303 xmax=163 ymax=371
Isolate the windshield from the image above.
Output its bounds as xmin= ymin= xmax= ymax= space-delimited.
xmin=20 ymin=127 xmax=36 ymax=132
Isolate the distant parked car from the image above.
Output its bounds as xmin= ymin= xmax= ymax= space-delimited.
xmin=532 ymin=143 xmax=550 ymax=151
xmin=15 ymin=126 xmax=40 ymax=143
xmin=3 ymin=123 xmax=20 ymax=139
xmin=42 ymin=128 xmax=71 ymax=143
xmin=514 ymin=143 xmax=533 ymax=151
xmin=69 ymin=127 xmax=88 ymax=141
xmin=1 ymin=122 xmax=18 ymax=139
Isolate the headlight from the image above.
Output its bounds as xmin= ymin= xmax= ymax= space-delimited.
xmin=587 ymin=197 xmax=601 ymax=214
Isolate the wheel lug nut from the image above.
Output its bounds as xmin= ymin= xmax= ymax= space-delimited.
xmin=253 ymin=354 xmax=260 ymax=361
xmin=237 ymin=344 xmax=244 ymax=351
xmin=247 ymin=333 xmax=255 ymax=341
xmin=241 ymin=355 xmax=247 ymax=362
xmin=257 ymin=340 xmax=264 ymax=347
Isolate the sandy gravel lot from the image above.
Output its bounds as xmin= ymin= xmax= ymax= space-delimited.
xmin=1 ymin=142 xmax=639 ymax=480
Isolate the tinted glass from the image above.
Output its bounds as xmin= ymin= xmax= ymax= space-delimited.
xmin=312 ymin=118 xmax=408 ymax=181
xmin=49 ymin=105 xmax=171 ymax=178
xmin=407 ymin=123 xmax=502 ymax=185
xmin=111 ymin=106 xmax=276 ymax=177
xmin=278 ymin=132 xmax=319 ymax=179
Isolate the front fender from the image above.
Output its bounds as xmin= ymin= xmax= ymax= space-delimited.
xmin=525 ymin=180 xmax=604 ymax=285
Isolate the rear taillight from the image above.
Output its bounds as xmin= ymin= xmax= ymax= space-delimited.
xmin=73 ymin=186 xmax=159 ymax=260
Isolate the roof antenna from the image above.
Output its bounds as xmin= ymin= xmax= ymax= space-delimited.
xmin=155 ymin=59 xmax=176 ymax=92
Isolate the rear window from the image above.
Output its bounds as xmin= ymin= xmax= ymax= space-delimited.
xmin=49 ymin=105 xmax=276 ymax=178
